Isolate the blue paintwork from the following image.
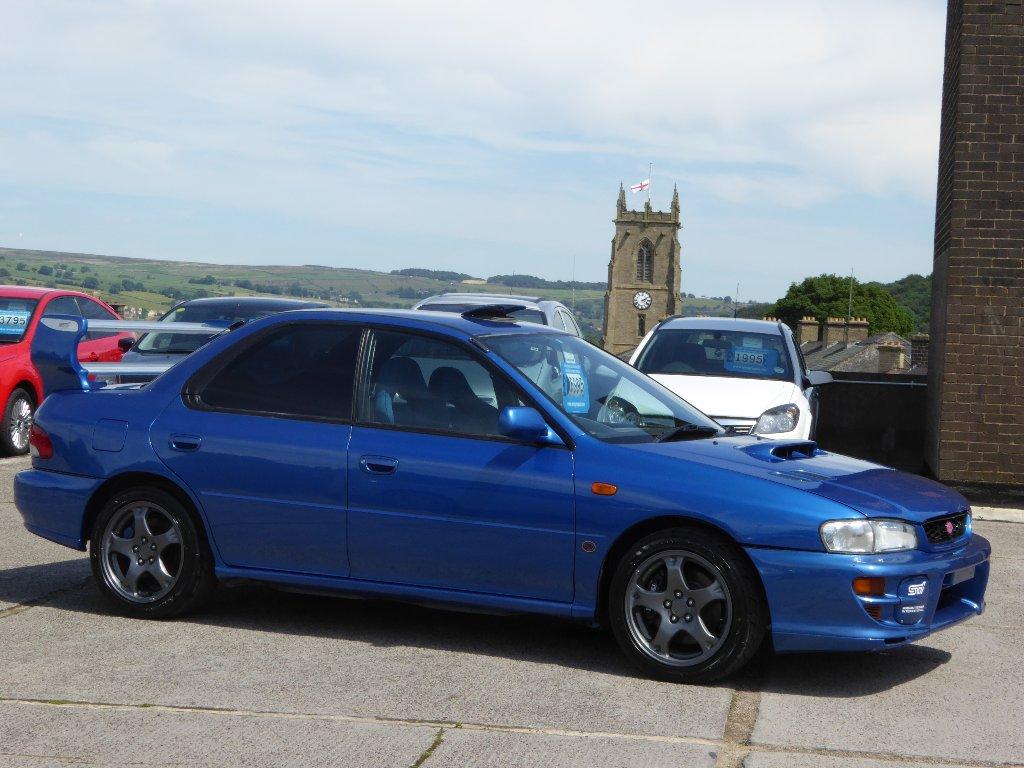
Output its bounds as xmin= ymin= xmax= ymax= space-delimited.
xmin=14 ymin=308 xmax=991 ymax=654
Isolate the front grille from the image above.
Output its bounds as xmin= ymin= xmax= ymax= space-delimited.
xmin=923 ymin=511 xmax=969 ymax=544
xmin=730 ymin=425 xmax=752 ymax=435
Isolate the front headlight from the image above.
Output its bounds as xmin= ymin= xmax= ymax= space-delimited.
xmin=820 ymin=519 xmax=918 ymax=553
xmin=752 ymin=403 xmax=800 ymax=434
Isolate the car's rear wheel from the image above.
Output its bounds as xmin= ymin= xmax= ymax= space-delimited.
xmin=89 ymin=487 xmax=215 ymax=618
xmin=608 ymin=526 xmax=767 ymax=683
xmin=1 ymin=388 xmax=34 ymax=456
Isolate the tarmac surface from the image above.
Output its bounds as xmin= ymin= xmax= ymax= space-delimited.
xmin=0 ymin=455 xmax=1021 ymax=767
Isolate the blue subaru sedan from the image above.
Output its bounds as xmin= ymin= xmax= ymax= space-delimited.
xmin=15 ymin=308 xmax=990 ymax=682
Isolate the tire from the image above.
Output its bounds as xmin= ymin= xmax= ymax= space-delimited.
xmin=1 ymin=388 xmax=34 ymax=456
xmin=608 ymin=526 xmax=767 ymax=683
xmin=89 ymin=486 xmax=215 ymax=618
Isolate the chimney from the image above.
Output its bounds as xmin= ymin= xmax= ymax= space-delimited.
xmin=797 ymin=316 xmax=820 ymax=346
xmin=846 ymin=317 xmax=870 ymax=344
xmin=878 ymin=342 xmax=907 ymax=373
xmin=910 ymin=333 xmax=929 ymax=367
xmin=824 ymin=317 xmax=847 ymax=346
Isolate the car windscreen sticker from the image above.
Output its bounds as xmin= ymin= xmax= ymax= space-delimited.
xmin=724 ymin=346 xmax=779 ymax=375
xmin=561 ymin=353 xmax=590 ymax=413
xmin=0 ymin=310 xmax=31 ymax=336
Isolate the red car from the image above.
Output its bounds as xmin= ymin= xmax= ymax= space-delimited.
xmin=0 ymin=286 xmax=129 ymax=455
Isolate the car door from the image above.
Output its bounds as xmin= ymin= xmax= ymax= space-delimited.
xmin=151 ymin=321 xmax=361 ymax=577
xmin=346 ymin=327 xmax=576 ymax=602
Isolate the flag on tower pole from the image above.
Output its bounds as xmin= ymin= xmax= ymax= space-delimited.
xmin=629 ymin=179 xmax=650 ymax=194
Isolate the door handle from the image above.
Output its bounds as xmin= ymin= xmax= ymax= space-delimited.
xmin=169 ymin=434 xmax=202 ymax=452
xmin=360 ymin=455 xmax=398 ymax=475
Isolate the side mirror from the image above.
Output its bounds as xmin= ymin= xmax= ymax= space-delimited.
xmin=498 ymin=406 xmax=562 ymax=446
xmin=803 ymin=370 xmax=833 ymax=388
xmin=117 ymin=336 xmax=135 ymax=353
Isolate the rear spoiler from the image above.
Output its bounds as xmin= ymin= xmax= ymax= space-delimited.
xmin=460 ymin=304 xmax=528 ymax=321
xmin=31 ymin=315 xmax=227 ymax=393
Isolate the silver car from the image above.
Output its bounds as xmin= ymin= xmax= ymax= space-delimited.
xmin=413 ymin=292 xmax=583 ymax=336
xmin=117 ymin=296 xmax=328 ymax=382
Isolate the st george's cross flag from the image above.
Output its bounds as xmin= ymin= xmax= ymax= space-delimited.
xmin=630 ymin=179 xmax=650 ymax=193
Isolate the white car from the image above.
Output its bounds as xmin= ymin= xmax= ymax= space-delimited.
xmin=629 ymin=317 xmax=832 ymax=439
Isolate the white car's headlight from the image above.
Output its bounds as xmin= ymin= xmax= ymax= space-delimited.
xmin=820 ymin=519 xmax=918 ymax=553
xmin=752 ymin=403 xmax=800 ymax=434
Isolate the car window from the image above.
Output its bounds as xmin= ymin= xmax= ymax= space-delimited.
xmin=197 ymin=323 xmax=361 ymax=420
xmin=78 ymin=297 xmax=120 ymax=340
xmin=635 ymin=328 xmax=794 ymax=382
xmin=43 ymin=296 xmax=82 ymax=317
xmin=560 ymin=310 xmax=581 ymax=336
xmin=136 ymin=302 xmax=309 ymax=354
xmin=486 ymin=333 xmax=721 ymax=444
xmin=360 ymin=329 xmax=524 ymax=439
xmin=0 ymin=298 xmax=38 ymax=344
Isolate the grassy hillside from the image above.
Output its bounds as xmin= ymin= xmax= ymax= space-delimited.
xmin=0 ymin=246 xmax=763 ymax=342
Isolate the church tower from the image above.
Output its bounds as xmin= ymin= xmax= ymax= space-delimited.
xmin=602 ymin=184 xmax=682 ymax=356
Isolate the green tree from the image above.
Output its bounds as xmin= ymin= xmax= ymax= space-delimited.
xmin=771 ymin=274 xmax=916 ymax=337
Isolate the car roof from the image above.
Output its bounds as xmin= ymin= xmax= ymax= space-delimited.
xmin=656 ymin=316 xmax=785 ymax=335
xmin=177 ymin=296 xmax=329 ymax=308
xmin=261 ymin=307 xmax=568 ymax=338
xmin=0 ymin=285 xmax=54 ymax=299
xmin=416 ymin=292 xmax=546 ymax=308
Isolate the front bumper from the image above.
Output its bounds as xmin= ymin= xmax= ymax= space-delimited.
xmin=14 ymin=468 xmax=103 ymax=550
xmin=746 ymin=533 xmax=990 ymax=652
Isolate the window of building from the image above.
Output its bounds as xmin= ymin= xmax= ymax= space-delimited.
xmin=635 ymin=241 xmax=654 ymax=282
xmin=638 ymin=314 xmax=646 ymax=337
xmin=197 ymin=323 xmax=361 ymax=420
xmin=360 ymin=329 xmax=524 ymax=439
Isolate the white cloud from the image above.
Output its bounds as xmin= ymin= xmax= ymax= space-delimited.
xmin=0 ymin=0 xmax=946 ymax=289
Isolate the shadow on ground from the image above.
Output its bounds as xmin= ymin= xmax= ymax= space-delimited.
xmin=1 ymin=559 xmax=950 ymax=696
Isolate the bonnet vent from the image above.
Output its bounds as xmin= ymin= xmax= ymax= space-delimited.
xmin=741 ymin=440 xmax=822 ymax=463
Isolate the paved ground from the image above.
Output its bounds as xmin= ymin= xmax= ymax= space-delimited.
xmin=0 ymin=455 xmax=1021 ymax=768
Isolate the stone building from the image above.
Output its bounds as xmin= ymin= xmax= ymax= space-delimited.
xmin=602 ymin=184 xmax=682 ymax=356
xmin=926 ymin=0 xmax=1024 ymax=487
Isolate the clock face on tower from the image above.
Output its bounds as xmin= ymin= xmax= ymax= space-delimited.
xmin=633 ymin=291 xmax=652 ymax=310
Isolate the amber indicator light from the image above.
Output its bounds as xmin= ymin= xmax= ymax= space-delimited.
xmin=591 ymin=482 xmax=618 ymax=496
xmin=852 ymin=577 xmax=885 ymax=596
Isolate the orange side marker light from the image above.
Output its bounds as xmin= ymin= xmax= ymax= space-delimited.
xmin=591 ymin=482 xmax=618 ymax=496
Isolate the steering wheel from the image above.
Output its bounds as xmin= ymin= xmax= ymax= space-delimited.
xmin=603 ymin=396 xmax=642 ymax=426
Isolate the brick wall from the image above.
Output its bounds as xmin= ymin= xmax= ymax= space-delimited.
xmin=926 ymin=0 xmax=1024 ymax=486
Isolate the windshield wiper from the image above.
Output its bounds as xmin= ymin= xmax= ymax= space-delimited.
xmin=656 ymin=424 xmax=721 ymax=443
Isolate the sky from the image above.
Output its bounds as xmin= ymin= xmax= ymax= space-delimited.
xmin=0 ymin=1 xmax=947 ymax=301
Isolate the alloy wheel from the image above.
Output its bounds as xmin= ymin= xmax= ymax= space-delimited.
xmin=624 ymin=549 xmax=732 ymax=667
xmin=100 ymin=502 xmax=183 ymax=603
xmin=9 ymin=397 xmax=32 ymax=452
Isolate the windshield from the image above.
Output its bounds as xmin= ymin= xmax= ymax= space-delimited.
xmin=136 ymin=303 xmax=274 ymax=354
xmin=635 ymin=328 xmax=793 ymax=382
xmin=0 ymin=299 xmax=38 ymax=343
xmin=485 ymin=333 xmax=722 ymax=443
xmin=420 ymin=302 xmax=546 ymax=326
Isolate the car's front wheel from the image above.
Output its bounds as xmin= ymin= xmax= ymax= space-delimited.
xmin=608 ymin=526 xmax=767 ymax=683
xmin=1 ymin=388 xmax=34 ymax=456
xmin=89 ymin=486 xmax=215 ymax=618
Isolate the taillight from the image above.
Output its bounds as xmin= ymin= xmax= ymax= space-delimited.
xmin=29 ymin=424 xmax=53 ymax=459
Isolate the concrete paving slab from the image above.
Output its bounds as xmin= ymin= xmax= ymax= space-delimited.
xmin=744 ymin=753 xmax=969 ymax=768
xmin=0 ymin=700 xmax=437 ymax=768
xmin=752 ymin=624 xmax=1024 ymax=764
xmin=429 ymin=727 xmax=718 ymax=767
xmin=0 ymin=583 xmax=733 ymax=741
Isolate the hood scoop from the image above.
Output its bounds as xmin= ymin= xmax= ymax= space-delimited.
xmin=739 ymin=440 xmax=823 ymax=463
